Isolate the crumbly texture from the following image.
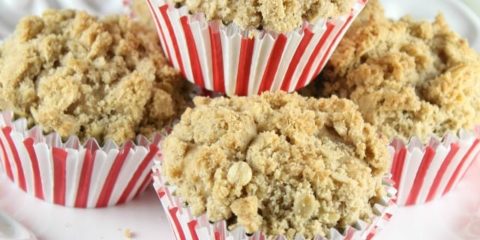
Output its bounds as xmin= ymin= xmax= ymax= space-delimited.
xmin=169 ymin=0 xmax=354 ymax=32
xmin=304 ymin=4 xmax=480 ymax=142
xmin=0 ymin=10 xmax=191 ymax=144
xmin=131 ymin=0 xmax=155 ymax=29
xmin=162 ymin=92 xmax=389 ymax=239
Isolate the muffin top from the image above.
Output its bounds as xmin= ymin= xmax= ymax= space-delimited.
xmin=315 ymin=6 xmax=480 ymax=142
xmin=0 ymin=9 xmax=190 ymax=144
xmin=162 ymin=92 xmax=389 ymax=239
xmin=168 ymin=0 xmax=354 ymax=32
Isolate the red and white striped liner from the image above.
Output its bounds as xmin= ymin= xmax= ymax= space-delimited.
xmin=146 ymin=0 xmax=367 ymax=96
xmin=0 ymin=111 xmax=161 ymax=208
xmin=152 ymin=165 xmax=396 ymax=240
xmin=390 ymin=127 xmax=480 ymax=206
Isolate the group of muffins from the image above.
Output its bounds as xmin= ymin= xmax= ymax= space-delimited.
xmin=0 ymin=0 xmax=479 ymax=239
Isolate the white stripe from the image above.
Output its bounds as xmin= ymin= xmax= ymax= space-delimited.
xmin=87 ymin=149 xmax=113 ymax=207
xmin=270 ymin=31 xmax=302 ymax=91
xmin=34 ymin=143 xmax=53 ymax=203
xmin=68 ymin=148 xmax=86 ymax=206
xmin=153 ymin=1 xmax=181 ymax=71
xmin=190 ymin=19 xmax=213 ymax=90
xmin=147 ymin=0 xmax=169 ymax=55
xmin=222 ymin=30 xmax=241 ymax=95
xmin=287 ymin=25 xmax=326 ymax=92
xmin=416 ymin=144 xmax=449 ymax=204
xmin=64 ymin=148 xmax=80 ymax=207
xmin=396 ymin=149 xmax=420 ymax=205
xmin=169 ymin=8 xmax=194 ymax=82
xmin=248 ymin=35 xmax=275 ymax=95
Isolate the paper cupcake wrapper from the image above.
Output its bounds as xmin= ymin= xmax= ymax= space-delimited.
xmin=390 ymin=127 xmax=480 ymax=206
xmin=152 ymin=164 xmax=396 ymax=240
xmin=146 ymin=0 xmax=367 ymax=96
xmin=0 ymin=111 xmax=162 ymax=208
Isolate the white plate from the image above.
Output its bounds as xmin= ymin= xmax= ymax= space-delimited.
xmin=1 ymin=0 xmax=480 ymax=239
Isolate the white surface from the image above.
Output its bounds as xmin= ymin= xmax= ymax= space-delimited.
xmin=0 ymin=0 xmax=480 ymax=239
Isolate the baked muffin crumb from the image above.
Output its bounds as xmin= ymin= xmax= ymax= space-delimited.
xmin=305 ymin=2 xmax=480 ymax=142
xmin=162 ymin=92 xmax=389 ymax=239
xmin=0 ymin=9 xmax=190 ymax=144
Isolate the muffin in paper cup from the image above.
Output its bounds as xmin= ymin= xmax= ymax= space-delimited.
xmin=0 ymin=111 xmax=164 ymax=208
xmin=299 ymin=0 xmax=480 ymax=206
xmin=151 ymin=92 xmax=397 ymax=239
xmin=152 ymin=166 xmax=396 ymax=240
xmin=390 ymin=128 xmax=480 ymax=206
xmin=0 ymin=10 xmax=191 ymax=208
xmin=144 ymin=0 xmax=367 ymax=96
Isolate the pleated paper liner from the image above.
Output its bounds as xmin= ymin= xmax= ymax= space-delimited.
xmin=390 ymin=126 xmax=480 ymax=206
xmin=0 ymin=111 xmax=163 ymax=208
xmin=145 ymin=0 xmax=368 ymax=96
xmin=152 ymin=165 xmax=396 ymax=240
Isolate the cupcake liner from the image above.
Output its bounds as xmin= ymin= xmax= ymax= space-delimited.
xmin=145 ymin=0 xmax=367 ymax=96
xmin=0 ymin=111 xmax=163 ymax=208
xmin=390 ymin=127 xmax=480 ymax=206
xmin=152 ymin=164 xmax=396 ymax=240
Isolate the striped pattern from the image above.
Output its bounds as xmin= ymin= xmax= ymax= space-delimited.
xmin=147 ymin=0 xmax=367 ymax=96
xmin=390 ymin=128 xmax=480 ymax=206
xmin=152 ymin=166 xmax=396 ymax=240
xmin=0 ymin=111 xmax=161 ymax=208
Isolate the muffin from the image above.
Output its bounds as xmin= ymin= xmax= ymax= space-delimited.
xmin=157 ymin=92 xmax=392 ymax=239
xmin=302 ymin=1 xmax=480 ymax=206
xmin=145 ymin=0 xmax=367 ymax=95
xmin=0 ymin=9 xmax=190 ymax=144
xmin=0 ymin=9 xmax=190 ymax=208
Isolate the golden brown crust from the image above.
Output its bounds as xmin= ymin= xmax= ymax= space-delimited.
xmin=168 ymin=0 xmax=355 ymax=32
xmin=307 ymin=7 xmax=480 ymax=142
xmin=162 ymin=92 xmax=389 ymax=239
xmin=0 ymin=10 xmax=191 ymax=144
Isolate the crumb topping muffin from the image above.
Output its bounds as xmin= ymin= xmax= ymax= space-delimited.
xmin=0 ymin=9 xmax=190 ymax=144
xmin=168 ymin=0 xmax=355 ymax=32
xmin=162 ymin=92 xmax=389 ymax=239
xmin=313 ymin=7 xmax=480 ymax=142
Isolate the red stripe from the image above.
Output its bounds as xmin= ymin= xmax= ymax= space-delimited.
xmin=214 ymin=231 xmax=222 ymax=240
xmin=187 ymin=220 xmax=199 ymax=240
xmin=134 ymin=172 xmax=153 ymax=199
xmin=147 ymin=1 xmax=173 ymax=62
xmin=75 ymin=148 xmax=95 ymax=208
xmin=257 ymin=34 xmax=288 ymax=93
xmin=280 ymin=29 xmax=314 ymax=91
xmin=366 ymin=229 xmax=377 ymax=240
xmin=157 ymin=188 xmax=166 ymax=198
xmin=117 ymin=144 xmax=159 ymax=204
xmin=391 ymin=147 xmax=407 ymax=191
xmin=344 ymin=228 xmax=355 ymax=240
xmin=444 ymin=139 xmax=480 ymax=194
xmin=169 ymin=207 xmax=186 ymax=240
xmin=23 ymin=138 xmax=44 ymax=199
xmin=159 ymin=5 xmax=186 ymax=77
xmin=209 ymin=25 xmax=225 ymax=92
xmin=52 ymin=147 xmax=68 ymax=205
xmin=0 ymin=129 xmax=13 ymax=180
xmin=180 ymin=16 xmax=205 ymax=88
xmin=235 ymin=38 xmax=255 ymax=96
xmin=312 ymin=15 xmax=355 ymax=80
xmin=405 ymin=146 xmax=436 ymax=205
xmin=426 ymin=143 xmax=460 ymax=202
xmin=295 ymin=23 xmax=335 ymax=90
xmin=3 ymin=127 xmax=27 ymax=191
xmin=96 ymin=142 xmax=133 ymax=208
